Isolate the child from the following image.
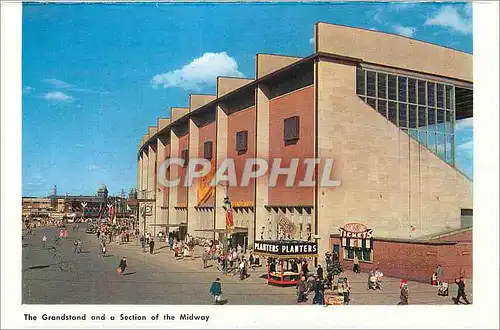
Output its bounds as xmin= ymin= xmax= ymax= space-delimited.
xmin=342 ymin=277 xmax=351 ymax=305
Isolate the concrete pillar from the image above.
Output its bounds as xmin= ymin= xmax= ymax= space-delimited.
xmin=147 ymin=144 xmax=157 ymax=236
xmin=255 ymin=84 xmax=270 ymax=243
xmin=187 ymin=118 xmax=200 ymax=237
xmin=168 ymin=130 xmax=180 ymax=232
xmin=156 ymin=136 xmax=168 ymax=228
xmin=215 ymin=104 xmax=228 ymax=234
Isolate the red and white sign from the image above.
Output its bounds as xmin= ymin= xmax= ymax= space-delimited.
xmin=339 ymin=223 xmax=373 ymax=239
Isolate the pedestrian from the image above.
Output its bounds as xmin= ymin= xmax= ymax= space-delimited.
xmin=108 ymin=231 xmax=112 ymax=243
xmin=140 ymin=235 xmax=145 ymax=249
xmin=168 ymin=235 xmax=174 ymax=251
xmin=118 ymin=257 xmax=127 ymax=275
xmin=436 ymin=264 xmax=443 ymax=285
xmin=209 ymin=278 xmax=223 ymax=305
xmin=73 ymin=240 xmax=80 ymax=253
xmin=77 ymin=239 xmax=83 ymax=253
xmin=202 ymin=251 xmax=209 ymax=269
xmin=126 ymin=231 xmax=130 ymax=242
xmin=302 ymin=260 xmax=309 ymax=280
xmin=342 ymin=277 xmax=351 ymax=305
xmin=42 ymin=235 xmax=47 ymax=249
xmin=453 ymin=277 xmax=470 ymax=304
xmin=398 ymin=279 xmax=409 ymax=305
xmin=317 ymin=264 xmax=324 ymax=280
xmin=353 ymin=254 xmax=360 ymax=273
xmin=368 ymin=269 xmax=376 ymax=290
xmin=249 ymin=253 xmax=255 ymax=270
xmin=101 ymin=242 xmax=107 ymax=257
xmin=149 ymin=238 xmax=155 ymax=254
xmin=146 ymin=233 xmax=150 ymax=245
xmin=431 ymin=272 xmax=438 ymax=286
xmin=97 ymin=231 xmax=100 ymax=239
xmin=296 ymin=278 xmax=307 ymax=303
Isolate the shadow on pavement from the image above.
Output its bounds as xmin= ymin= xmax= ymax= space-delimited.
xmin=103 ymin=255 xmax=115 ymax=258
xmin=123 ymin=272 xmax=137 ymax=276
xmin=26 ymin=265 xmax=50 ymax=270
xmin=217 ymin=299 xmax=228 ymax=305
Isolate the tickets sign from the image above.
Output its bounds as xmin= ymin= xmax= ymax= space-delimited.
xmin=339 ymin=223 xmax=373 ymax=239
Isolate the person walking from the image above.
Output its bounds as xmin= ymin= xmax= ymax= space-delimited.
xmin=342 ymin=277 xmax=351 ymax=305
xmin=149 ymin=238 xmax=155 ymax=255
xmin=353 ymin=254 xmax=360 ymax=274
xmin=436 ymin=264 xmax=443 ymax=285
xmin=73 ymin=240 xmax=80 ymax=253
xmin=302 ymin=261 xmax=309 ymax=280
xmin=96 ymin=231 xmax=101 ymax=239
xmin=42 ymin=235 xmax=47 ymax=249
xmin=101 ymin=241 xmax=107 ymax=257
xmin=296 ymin=278 xmax=307 ymax=303
xmin=454 ymin=277 xmax=471 ymax=304
xmin=398 ymin=279 xmax=409 ymax=305
xmin=209 ymin=278 xmax=223 ymax=305
xmin=317 ymin=264 xmax=324 ymax=280
xmin=202 ymin=251 xmax=209 ymax=269
xmin=118 ymin=257 xmax=127 ymax=275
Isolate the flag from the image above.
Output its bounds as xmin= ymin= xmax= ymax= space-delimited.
xmin=225 ymin=207 xmax=234 ymax=234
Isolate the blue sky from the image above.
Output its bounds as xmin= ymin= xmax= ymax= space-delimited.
xmin=22 ymin=2 xmax=473 ymax=197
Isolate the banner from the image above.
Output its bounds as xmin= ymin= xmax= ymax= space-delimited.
xmin=225 ymin=207 xmax=234 ymax=234
xmin=253 ymin=240 xmax=318 ymax=256
xmin=197 ymin=159 xmax=216 ymax=205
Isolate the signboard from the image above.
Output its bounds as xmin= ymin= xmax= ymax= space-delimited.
xmin=253 ymin=240 xmax=318 ymax=256
xmin=144 ymin=203 xmax=153 ymax=216
xmin=339 ymin=222 xmax=373 ymax=239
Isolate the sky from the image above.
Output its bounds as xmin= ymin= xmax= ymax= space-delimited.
xmin=22 ymin=2 xmax=473 ymax=197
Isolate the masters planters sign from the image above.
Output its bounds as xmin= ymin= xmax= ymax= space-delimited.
xmin=253 ymin=240 xmax=318 ymax=256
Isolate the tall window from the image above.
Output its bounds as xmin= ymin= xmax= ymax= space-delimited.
xmin=356 ymin=67 xmax=456 ymax=166
xmin=236 ymin=130 xmax=248 ymax=155
xmin=204 ymin=141 xmax=213 ymax=160
xmin=284 ymin=116 xmax=300 ymax=146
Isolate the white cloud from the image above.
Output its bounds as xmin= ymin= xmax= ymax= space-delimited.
xmin=87 ymin=164 xmax=100 ymax=170
xmin=455 ymin=117 xmax=473 ymax=130
xmin=151 ymin=52 xmax=244 ymax=91
xmin=23 ymin=86 xmax=34 ymax=94
xmin=393 ymin=24 xmax=416 ymax=38
xmin=43 ymin=91 xmax=73 ymax=102
xmin=44 ymin=78 xmax=74 ymax=89
xmin=425 ymin=6 xmax=472 ymax=34
xmin=75 ymin=144 xmax=85 ymax=148
xmin=43 ymin=78 xmax=108 ymax=94
xmin=309 ymin=37 xmax=315 ymax=45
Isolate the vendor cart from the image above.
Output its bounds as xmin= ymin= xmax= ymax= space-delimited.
xmin=253 ymin=240 xmax=318 ymax=286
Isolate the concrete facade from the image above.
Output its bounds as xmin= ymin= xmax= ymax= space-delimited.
xmin=136 ymin=23 xmax=473 ymax=276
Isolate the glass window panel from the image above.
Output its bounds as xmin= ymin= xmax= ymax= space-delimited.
xmin=388 ymin=75 xmax=397 ymax=100
xmin=428 ymin=132 xmax=437 ymax=153
xmin=445 ymin=111 xmax=454 ymax=134
xmin=362 ymin=249 xmax=371 ymax=262
xmin=408 ymin=78 xmax=417 ymax=104
xmin=428 ymin=108 xmax=436 ymax=126
xmin=437 ymin=133 xmax=446 ymax=159
xmin=427 ymin=82 xmax=436 ymax=107
xmin=398 ymin=76 xmax=407 ymax=102
xmin=367 ymin=97 xmax=377 ymax=110
xmin=377 ymin=73 xmax=387 ymax=99
xmin=377 ymin=99 xmax=387 ymax=118
xmin=445 ymin=134 xmax=454 ymax=164
xmin=409 ymin=129 xmax=418 ymax=140
xmin=409 ymin=104 xmax=418 ymax=128
xmin=437 ymin=84 xmax=445 ymax=108
xmin=418 ymin=80 xmax=427 ymax=105
xmin=356 ymin=68 xmax=365 ymax=95
xmin=399 ymin=103 xmax=408 ymax=128
xmin=418 ymin=106 xmax=427 ymax=128
xmin=418 ymin=130 xmax=427 ymax=145
xmin=388 ymin=101 xmax=397 ymax=125
xmin=446 ymin=85 xmax=453 ymax=110
xmin=437 ymin=109 xmax=445 ymax=134
xmin=347 ymin=248 xmax=355 ymax=259
xmin=367 ymin=71 xmax=376 ymax=97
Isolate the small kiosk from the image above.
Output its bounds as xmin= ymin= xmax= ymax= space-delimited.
xmin=253 ymin=240 xmax=318 ymax=286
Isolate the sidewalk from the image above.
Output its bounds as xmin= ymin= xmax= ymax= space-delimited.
xmin=106 ymin=239 xmax=473 ymax=305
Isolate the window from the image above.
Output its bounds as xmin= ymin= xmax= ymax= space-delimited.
xmin=427 ymin=82 xmax=436 ymax=107
xmin=398 ymin=76 xmax=407 ymax=102
xmin=388 ymin=102 xmax=397 ymax=125
xmin=445 ymin=85 xmax=453 ymax=110
xmin=367 ymin=71 xmax=376 ymax=97
xmin=388 ymin=75 xmax=397 ymax=100
xmin=408 ymin=78 xmax=417 ymax=104
xmin=181 ymin=149 xmax=189 ymax=167
xmin=356 ymin=68 xmax=365 ymax=95
xmin=367 ymin=97 xmax=377 ymax=110
xmin=399 ymin=103 xmax=408 ymax=127
xmin=418 ymin=106 xmax=427 ymax=128
xmin=437 ymin=84 xmax=445 ymax=108
xmin=377 ymin=72 xmax=387 ymax=99
xmin=408 ymin=104 xmax=417 ymax=129
xmin=236 ymin=130 xmax=248 ymax=155
xmin=284 ymin=116 xmax=300 ymax=145
xmin=418 ymin=80 xmax=427 ymax=105
xmin=344 ymin=247 xmax=372 ymax=262
xmin=377 ymin=99 xmax=387 ymax=118
xmin=204 ymin=141 xmax=213 ymax=160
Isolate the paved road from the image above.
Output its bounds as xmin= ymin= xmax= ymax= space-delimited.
xmin=22 ymin=227 xmax=472 ymax=305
